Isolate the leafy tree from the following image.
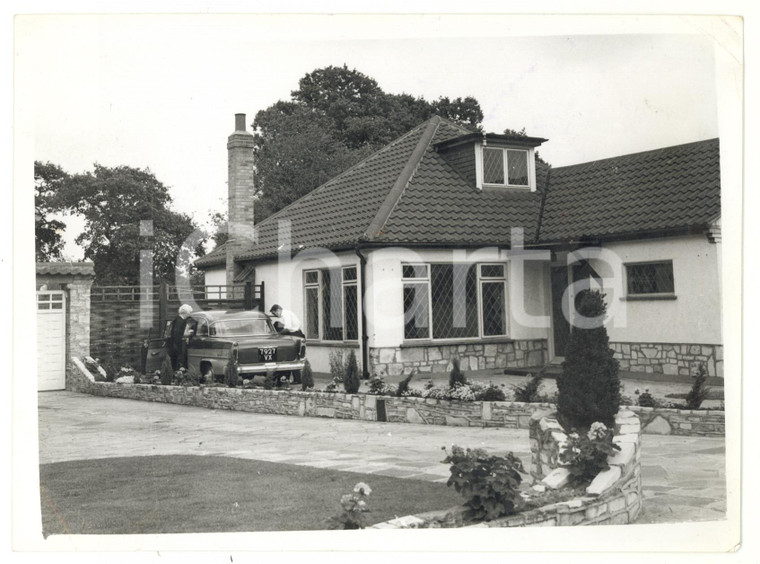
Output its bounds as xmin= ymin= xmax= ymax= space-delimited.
xmin=53 ymin=164 xmax=203 ymax=284
xmin=556 ymin=291 xmax=621 ymax=430
xmin=252 ymin=65 xmax=485 ymax=221
xmin=34 ymin=161 xmax=69 ymax=261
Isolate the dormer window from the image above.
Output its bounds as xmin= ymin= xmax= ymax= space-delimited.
xmin=433 ymin=129 xmax=546 ymax=192
xmin=476 ymin=144 xmax=536 ymax=190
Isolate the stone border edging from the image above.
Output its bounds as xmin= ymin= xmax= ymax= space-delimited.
xmin=68 ymin=358 xmax=723 ymax=437
xmin=372 ymin=410 xmax=642 ymax=529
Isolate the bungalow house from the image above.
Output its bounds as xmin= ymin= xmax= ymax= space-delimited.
xmin=196 ymin=114 xmax=722 ymax=379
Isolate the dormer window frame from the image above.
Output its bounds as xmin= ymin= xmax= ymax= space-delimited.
xmin=474 ymin=141 xmax=537 ymax=192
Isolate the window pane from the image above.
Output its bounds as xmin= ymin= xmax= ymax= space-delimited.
xmin=627 ymin=262 xmax=674 ymax=294
xmin=305 ymin=287 xmax=320 ymax=339
xmin=51 ymin=302 xmax=63 ymax=310
xmin=343 ymin=267 xmax=357 ymax=282
xmin=305 ymin=271 xmax=319 ymax=285
xmin=343 ymin=284 xmax=358 ymax=340
xmin=482 ymin=282 xmax=507 ymax=336
xmin=322 ymin=269 xmax=344 ymax=341
xmin=430 ymin=264 xmax=478 ymax=339
xmin=507 ymin=149 xmax=529 ymax=185
xmin=483 ymin=148 xmax=505 ymax=184
xmin=480 ymin=264 xmax=505 ymax=278
xmin=38 ymin=303 xmax=50 ymax=310
xmin=402 ymin=264 xmax=428 ymax=279
xmin=403 ymin=283 xmax=430 ymax=339
xmin=51 ymin=294 xmax=63 ymax=301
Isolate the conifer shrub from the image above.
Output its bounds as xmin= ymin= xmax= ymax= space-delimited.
xmin=449 ymin=357 xmax=466 ymax=388
xmin=300 ymin=359 xmax=314 ymax=391
xmin=396 ymin=368 xmax=417 ymax=397
xmin=159 ymin=356 xmax=174 ymax=385
xmin=224 ymin=355 xmax=238 ymax=388
xmin=343 ymin=350 xmax=360 ymax=394
xmin=685 ymin=363 xmax=711 ymax=409
xmin=513 ymin=371 xmax=545 ymax=403
xmin=556 ymin=291 xmax=620 ymax=430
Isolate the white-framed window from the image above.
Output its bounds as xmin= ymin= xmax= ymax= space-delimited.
xmin=402 ymin=262 xmax=508 ymax=341
xmin=475 ymin=144 xmax=536 ymax=190
xmin=303 ymin=266 xmax=359 ymax=341
xmin=625 ymin=261 xmax=675 ymax=298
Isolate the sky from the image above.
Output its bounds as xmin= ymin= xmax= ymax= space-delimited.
xmin=15 ymin=13 xmax=740 ymax=259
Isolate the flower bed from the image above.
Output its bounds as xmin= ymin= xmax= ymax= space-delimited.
xmin=69 ymin=358 xmax=723 ymax=437
xmin=371 ymin=409 xmax=642 ymax=529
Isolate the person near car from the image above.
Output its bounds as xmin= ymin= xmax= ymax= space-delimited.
xmin=269 ymin=304 xmax=305 ymax=338
xmin=168 ymin=304 xmax=193 ymax=370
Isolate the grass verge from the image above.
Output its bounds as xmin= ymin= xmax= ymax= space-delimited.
xmin=39 ymin=455 xmax=461 ymax=535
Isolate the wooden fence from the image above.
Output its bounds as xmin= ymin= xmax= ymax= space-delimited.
xmin=90 ymin=282 xmax=265 ymax=369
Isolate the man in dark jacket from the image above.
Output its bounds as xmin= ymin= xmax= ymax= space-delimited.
xmin=168 ymin=304 xmax=193 ymax=370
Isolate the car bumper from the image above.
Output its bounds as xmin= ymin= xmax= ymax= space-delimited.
xmin=237 ymin=360 xmax=305 ymax=374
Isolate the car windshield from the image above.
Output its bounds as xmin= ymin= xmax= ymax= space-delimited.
xmin=209 ymin=318 xmax=274 ymax=337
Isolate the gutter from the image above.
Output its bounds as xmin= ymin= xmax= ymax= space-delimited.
xmin=355 ymin=244 xmax=370 ymax=379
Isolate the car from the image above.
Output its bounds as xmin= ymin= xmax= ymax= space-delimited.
xmin=144 ymin=309 xmax=306 ymax=383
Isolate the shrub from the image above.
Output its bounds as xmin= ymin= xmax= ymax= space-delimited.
xmin=442 ymin=446 xmax=525 ymax=521
xmin=449 ymin=357 xmax=466 ymax=388
xmin=343 ymin=350 xmax=360 ymax=394
xmin=513 ymin=371 xmax=545 ymax=403
xmin=474 ymin=383 xmax=507 ymax=402
xmin=300 ymin=359 xmax=314 ymax=391
xmin=396 ymin=369 xmax=417 ymax=397
xmin=159 ymin=356 xmax=174 ymax=385
xmin=224 ymin=354 xmax=238 ymax=388
xmin=365 ymin=374 xmax=397 ymax=396
xmin=327 ymin=482 xmax=372 ymax=530
xmin=685 ymin=363 xmax=711 ymax=409
xmin=328 ymin=350 xmax=345 ymax=382
xmin=556 ymin=291 xmax=621 ymax=430
xmin=263 ymin=372 xmax=275 ymax=390
xmin=635 ymin=388 xmax=658 ymax=407
xmin=559 ymin=422 xmax=620 ymax=485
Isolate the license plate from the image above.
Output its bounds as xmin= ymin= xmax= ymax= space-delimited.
xmin=259 ymin=347 xmax=276 ymax=361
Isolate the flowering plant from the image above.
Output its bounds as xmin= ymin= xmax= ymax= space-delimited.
xmin=327 ymin=482 xmax=372 ymax=529
xmin=559 ymin=421 xmax=620 ymax=484
xmin=442 ymin=445 xmax=525 ymax=521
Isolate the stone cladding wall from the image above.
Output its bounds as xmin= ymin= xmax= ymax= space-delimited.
xmin=611 ymin=342 xmax=723 ymax=377
xmin=370 ymin=339 xmax=547 ymax=377
xmin=69 ymin=359 xmax=723 ymax=437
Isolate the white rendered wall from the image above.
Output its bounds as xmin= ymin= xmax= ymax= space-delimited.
xmin=586 ymin=235 xmax=722 ymax=345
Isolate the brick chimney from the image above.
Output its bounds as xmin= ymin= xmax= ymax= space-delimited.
xmin=226 ymin=113 xmax=255 ymax=286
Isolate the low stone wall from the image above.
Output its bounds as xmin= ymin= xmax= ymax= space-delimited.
xmin=69 ymin=358 xmax=723 ymax=437
xmin=611 ymin=341 xmax=723 ymax=378
xmin=374 ymin=410 xmax=642 ymax=529
xmin=370 ymin=339 xmax=547 ymax=377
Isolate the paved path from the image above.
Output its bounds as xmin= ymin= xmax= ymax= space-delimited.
xmin=36 ymin=391 xmax=726 ymax=525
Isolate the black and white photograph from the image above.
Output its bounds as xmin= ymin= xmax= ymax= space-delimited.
xmin=9 ymin=4 xmax=752 ymax=561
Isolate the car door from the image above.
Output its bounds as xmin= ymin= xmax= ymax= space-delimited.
xmin=144 ymin=320 xmax=171 ymax=374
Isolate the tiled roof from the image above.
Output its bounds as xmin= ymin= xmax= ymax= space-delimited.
xmin=234 ymin=116 xmax=545 ymax=261
xmin=36 ymin=262 xmax=95 ymax=276
xmin=199 ymin=120 xmax=721 ymax=268
xmin=195 ymin=242 xmax=227 ymax=267
xmin=538 ymin=139 xmax=721 ymax=243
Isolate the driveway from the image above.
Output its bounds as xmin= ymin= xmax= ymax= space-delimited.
xmin=37 ymin=391 xmax=726 ymax=525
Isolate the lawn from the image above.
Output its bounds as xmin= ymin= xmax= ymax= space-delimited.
xmin=39 ymin=455 xmax=462 ymax=535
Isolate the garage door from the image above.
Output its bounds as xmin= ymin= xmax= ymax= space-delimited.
xmin=37 ymin=291 xmax=66 ymax=391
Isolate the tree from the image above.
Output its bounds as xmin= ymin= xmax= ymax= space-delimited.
xmin=34 ymin=161 xmax=69 ymax=261
xmin=556 ymin=291 xmax=621 ymax=430
xmin=53 ymin=164 xmax=203 ymax=284
xmin=252 ymin=65 xmax=485 ymax=221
